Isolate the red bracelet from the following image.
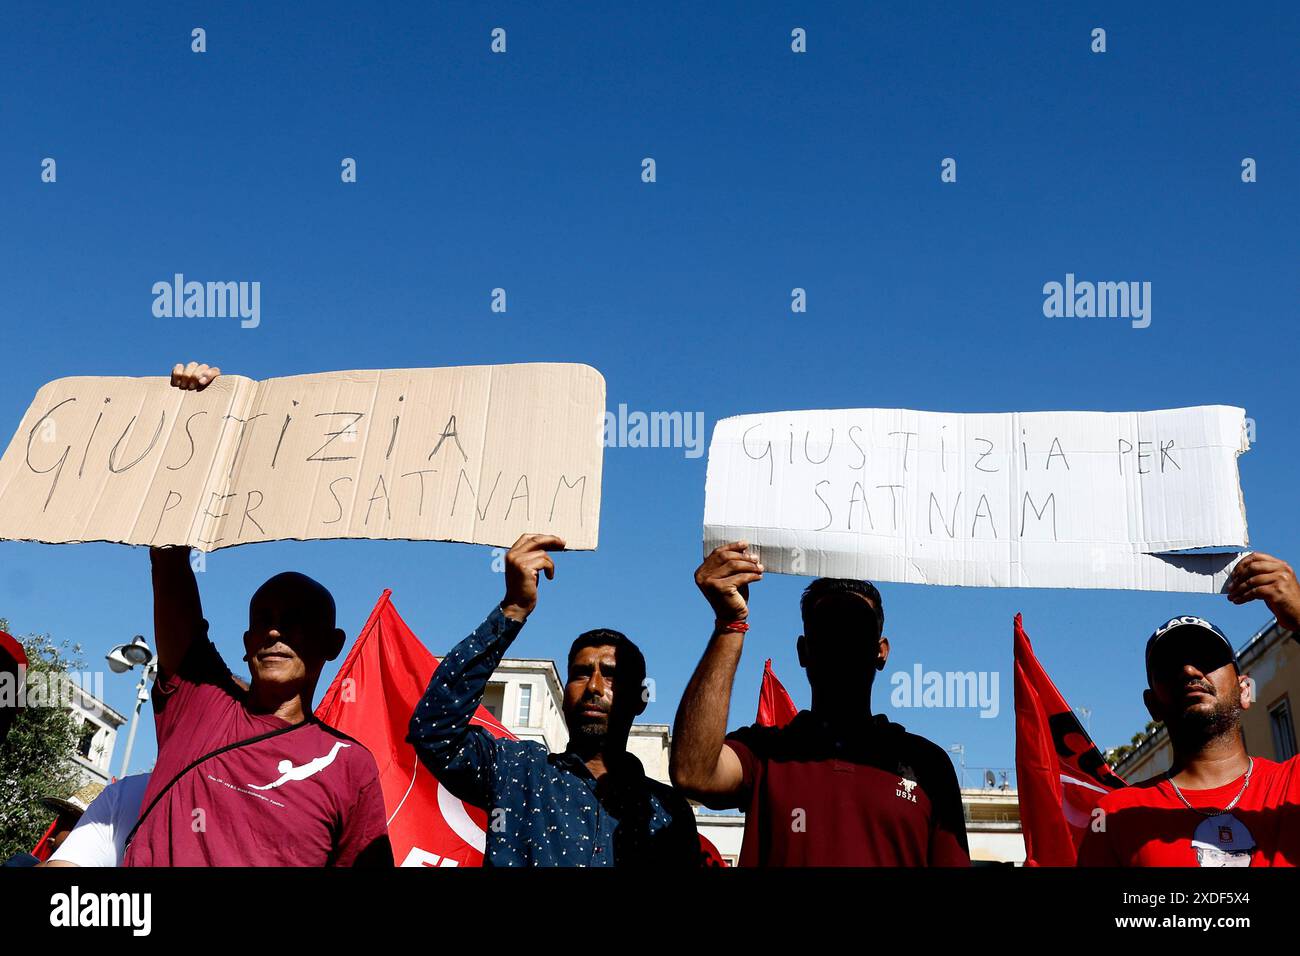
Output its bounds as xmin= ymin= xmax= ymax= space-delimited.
xmin=717 ymin=620 xmax=749 ymax=634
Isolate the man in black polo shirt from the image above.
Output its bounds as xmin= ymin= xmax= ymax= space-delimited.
xmin=671 ymin=541 xmax=970 ymax=866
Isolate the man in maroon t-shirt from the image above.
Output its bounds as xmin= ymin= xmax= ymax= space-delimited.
xmin=123 ymin=361 xmax=392 ymax=867
xmin=671 ymin=541 xmax=969 ymax=866
xmin=1078 ymin=552 xmax=1300 ymax=867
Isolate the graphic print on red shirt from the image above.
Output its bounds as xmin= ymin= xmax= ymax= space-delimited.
xmin=724 ymin=711 xmax=970 ymax=867
xmin=123 ymin=628 xmax=391 ymax=867
xmin=1077 ymin=756 xmax=1300 ymax=867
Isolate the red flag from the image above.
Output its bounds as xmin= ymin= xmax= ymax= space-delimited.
xmin=0 ymin=631 xmax=27 ymax=746
xmin=1013 ymin=614 xmax=1126 ymax=866
xmin=699 ymin=833 xmax=728 ymax=867
xmin=756 ymin=658 xmax=798 ymax=728
xmin=30 ymin=818 xmax=59 ymax=862
xmin=315 ymin=590 xmax=515 ymax=867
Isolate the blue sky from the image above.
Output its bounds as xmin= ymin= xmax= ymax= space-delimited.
xmin=1 ymin=2 xmax=1297 ymax=781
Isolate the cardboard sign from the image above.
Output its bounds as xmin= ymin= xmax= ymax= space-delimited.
xmin=703 ymin=406 xmax=1251 ymax=592
xmin=0 ymin=364 xmax=605 ymax=552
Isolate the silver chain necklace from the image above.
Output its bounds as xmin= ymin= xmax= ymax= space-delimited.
xmin=1169 ymin=758 xmax=1254 ymax=816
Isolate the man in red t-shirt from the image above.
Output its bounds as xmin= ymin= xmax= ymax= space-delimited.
xmin=670 ymin=541 xmax=969 ymax=866
xmin=123 ymin=362 xmax=392 ymax=867
xmin=1079 ymin=552 xmax=1300 ymax=867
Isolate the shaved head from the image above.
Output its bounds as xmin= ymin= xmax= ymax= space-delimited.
xmin=243 ymin=571 xmax=345 ymax=708
xmin=250 ymin=572 xmax=337 ymax=631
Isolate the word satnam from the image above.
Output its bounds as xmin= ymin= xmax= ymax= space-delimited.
xmin=739 ymin=422 xmax=1184 ymax=541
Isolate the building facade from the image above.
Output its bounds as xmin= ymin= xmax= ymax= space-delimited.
xmin=66 ymin=679 xmax=126 ymax=787
xmin=962 ymin=784 xmax=1024 ymax=865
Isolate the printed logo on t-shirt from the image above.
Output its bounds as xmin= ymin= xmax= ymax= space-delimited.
xmin=249 ymin=741 xmax=350 ymax=791
xmin=895 ymin=764 xmax=918 ymax=803
xmin=1191 ymin=813 xmax=1255 ymax=867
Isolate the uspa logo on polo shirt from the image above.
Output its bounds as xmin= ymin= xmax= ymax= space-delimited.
xmin=895 ymin=765 xmax=919 ymax=803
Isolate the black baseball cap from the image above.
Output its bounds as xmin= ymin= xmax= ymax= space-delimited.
xmin=1144 ymin=615 xmax=1235 ymax=687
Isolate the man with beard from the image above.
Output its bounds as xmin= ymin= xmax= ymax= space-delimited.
xmin=670 ymin=541 xmax=969 ymax=866
xmin=408 ymin=534 xmax=699 ymax=866
xmin=1079 ymin=552 xmax=1300 ymax=867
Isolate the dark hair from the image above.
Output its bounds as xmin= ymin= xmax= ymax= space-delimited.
xmin=567 ymin=628 xmax=647 ymax=690
xmin=250 ymin=571 xmax=338 ymax=630
xmin=800 ymin=578 xmax=884 ymax=637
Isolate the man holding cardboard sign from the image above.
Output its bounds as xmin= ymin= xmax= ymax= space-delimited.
xmin=122 ymin=363 xmax=393 ymax=867
xmin=1078 ymin=553 xmax=1300 ymax=867
xmin=407 ymin=533 xmax=701 ymax=867
xmin=670 ymin=541 xmax=970 ymax=866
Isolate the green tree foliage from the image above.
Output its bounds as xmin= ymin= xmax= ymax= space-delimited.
xmin=1104 ymin=720 xmax=1165 ymax=772
xmin=0 ymin=619 xmax=85 ymax=859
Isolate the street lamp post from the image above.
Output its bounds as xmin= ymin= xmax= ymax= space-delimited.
xmin=106 ymin=635 xmax=156 ymax=779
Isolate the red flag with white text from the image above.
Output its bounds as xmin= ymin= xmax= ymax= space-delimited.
xmin=316 ymin=590 xmax=515 ymax=867
xmin=1013 ymin=613 xmax=1127 ymax=866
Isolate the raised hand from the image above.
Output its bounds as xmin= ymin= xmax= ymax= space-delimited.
xmin=171 ymin=361 xmax=221 ymax=391
xmin=1228 ymin=552 xmax=1300 ymax=632
xmin=695 ymin=541 xmax=763 ymax=625
xmin=501 ymin=534 xmax=566 ymax=622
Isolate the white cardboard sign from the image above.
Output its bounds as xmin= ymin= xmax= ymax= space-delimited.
xmin=703 ymin=406 xmax=1250 ymax=591
xmin=0 ymin=364 xmax=605 ymax=552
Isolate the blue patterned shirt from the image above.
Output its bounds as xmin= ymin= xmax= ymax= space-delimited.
xmin=407 ymin=605 xmax=700 ymax=867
